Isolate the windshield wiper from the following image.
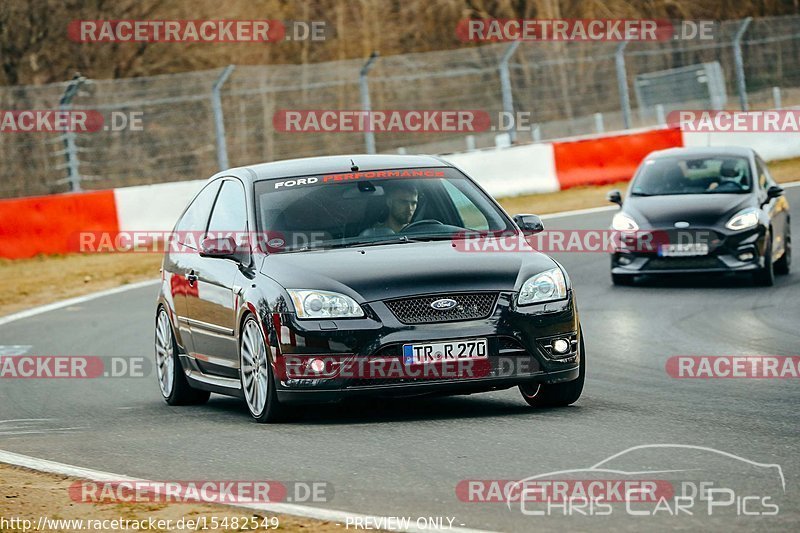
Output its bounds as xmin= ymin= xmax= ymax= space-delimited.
xmin=346 ymin=236 xmax=421 ymax=248
xmin=277 ymin=236 xmax=420 ymax=253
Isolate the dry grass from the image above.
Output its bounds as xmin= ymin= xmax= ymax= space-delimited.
xmin=767 ymin=157 xmax=800 ymax=183
xmin=0 ymin=463 xmax=349 ymax=532
xmin=497 ymin=180 xmax=630 ymax=216
xmin=0 ymin=253 xmax=162 ymax=317
xmin=0 ymin=156 xmax=797 ymax=318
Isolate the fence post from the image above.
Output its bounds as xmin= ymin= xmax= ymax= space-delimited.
xmin=594 ymin=112 xmax=605 ymax=133
xmin=772 ymin=87 xmax=782 ymax=109
xmin=465 ymin=135 xmax=476 ymax=151
xmin=59 ymin=74 xmax=87 ymax=192
xmin=359 ymin=52 xmax=379 ymax=154
xmin=498 ymin=41 xmax=520 ymax=143
xmin=733 ymin=17 xmax=752 ymax=111
xmin=212 ymin=65 xmax=235 ymax=170
xmin=615 ymin=41 xmax=632 ymax=130
xmin=655 ymin=104 xmax=666 ymax=125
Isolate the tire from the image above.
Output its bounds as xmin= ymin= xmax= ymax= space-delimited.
xmin=612 ymin=273 xmax=634 ymax=286
xmin=155 ymin=308 xmax=210 ymax=406
xmin=753 ymin=232 xmax=775 ymax=287
xmin=519 ymin=330 xmax=585 ymax=408
xmin=239 ymin=316 xmax=289 ymax=423
xmin=774 ymin=226 xmax=791 ymax=275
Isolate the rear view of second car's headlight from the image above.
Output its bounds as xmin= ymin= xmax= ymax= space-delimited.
xmin=287 ymin=290 xmax=364 ymax=319
xmin=518 ymin=267 xmax=567 ymax=305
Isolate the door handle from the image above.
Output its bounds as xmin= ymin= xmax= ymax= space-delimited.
xmin=186 ymin=271 xmax=198 ymax=285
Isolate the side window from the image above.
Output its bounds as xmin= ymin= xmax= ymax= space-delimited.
xmin=207 ymin=180 xmax=248 ymax=235
xmin=441 ymin=180 xmax=490 ymax=230
xmin=758 ymin=159 xmax=777 ymax=188
xmin=175 ymin=182 xmax=221 ymax=248
xmin=756 ymin=160 xmax=770 ymax=191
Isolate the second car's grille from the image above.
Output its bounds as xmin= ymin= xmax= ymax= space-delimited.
xmin=384 ymin=293 xmax=498 ymax=324
xmin=645 ymin=257 xmax=723 ymax=270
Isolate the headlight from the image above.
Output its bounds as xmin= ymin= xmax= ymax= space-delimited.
xmin=611 ymin=212 xmax=639 ymax=231
xmin=287 ymin=290 xmax=364 ymax=319
xmin=518 ymin=267 xmax=567 ymax=306
xmin=725 ymin=208 xmax=759 ymax=231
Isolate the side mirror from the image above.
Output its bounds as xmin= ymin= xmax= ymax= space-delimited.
xmin=607 ymin=189 xmax=623 ymax=205
xmin=200 ymin=236 xmax=240 ymax=260
xmin=767 ymin=185 xmax=784 ymax=199
xmin=513 ymin=214 xmax=544 ymax=235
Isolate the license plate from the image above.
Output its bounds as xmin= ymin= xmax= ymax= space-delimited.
xmin=403 ymin=339 xmax=488 ymax=365
xmin=658 ymin=243 xmax=709 ymax=257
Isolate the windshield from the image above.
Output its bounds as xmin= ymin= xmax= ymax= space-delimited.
xmin=254 ymin=167 xmax=514 ymax=253
xmin=631 ymin=156 xmax=753 ymax=196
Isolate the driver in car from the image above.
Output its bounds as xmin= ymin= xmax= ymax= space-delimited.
xmin=360 ymin=183 xmax=418 ymax=236
xmin=708 ymin=158 xmax=750 ymax=191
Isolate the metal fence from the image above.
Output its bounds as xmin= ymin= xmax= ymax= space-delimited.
xmin=1 ymin=16 xmax=799 ymax=198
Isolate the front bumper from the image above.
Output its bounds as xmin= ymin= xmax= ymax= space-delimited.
xmin=611 ymin=226 xmax=766 ymax=275
xmin=268 ymin=291 xmax=580 ymax=404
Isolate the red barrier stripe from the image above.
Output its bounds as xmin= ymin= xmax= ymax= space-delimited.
xmin=553 ymin=127 xmax=683 ymax=189
xmin=0 ymin=191 xmax=119 ymax=259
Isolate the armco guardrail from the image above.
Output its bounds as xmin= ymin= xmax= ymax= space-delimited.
xmin=1 ymin=125 xmax=798 ymax=259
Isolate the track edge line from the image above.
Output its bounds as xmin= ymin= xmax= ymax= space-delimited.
xmin=0 ymin=449 xmax=495 ymax=533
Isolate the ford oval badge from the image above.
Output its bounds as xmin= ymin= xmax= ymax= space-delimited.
xmin=430 ymin=298 xmax=457 ymax=311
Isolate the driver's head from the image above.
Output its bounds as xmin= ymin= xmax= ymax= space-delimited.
xmin=385 ymin=182 xmax=418 ymax=226
xmin=720 ymin=159 xmax=743 ymax=181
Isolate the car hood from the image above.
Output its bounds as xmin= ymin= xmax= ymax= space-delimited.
xmin=623 ymin=194 xmax=753 ymax=228
xmin=259 ymin=240 xmax=558 ymax=302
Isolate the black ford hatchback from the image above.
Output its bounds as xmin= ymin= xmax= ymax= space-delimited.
xmin=155 ymin=155 xmax=584 ymax=422
xmin=608 ymin=147 xmax=791 ymax=286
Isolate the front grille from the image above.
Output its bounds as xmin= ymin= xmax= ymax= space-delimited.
xmin=384 ymin=292 xmax=498 ymax=324
xmin=645 ymin=257 xmax=723 ymax=270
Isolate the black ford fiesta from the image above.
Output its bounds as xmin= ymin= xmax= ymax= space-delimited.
xmin=155 ymin=155 xmax=584 ymax=422
xmin=607 ymin=146 xmax=791 ymax=286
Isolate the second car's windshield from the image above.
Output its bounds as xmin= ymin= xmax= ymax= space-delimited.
xmin=631 ymin=156 xmax=753 ymax=196
xmin=254 ymin=168 xmax=514 ymax=252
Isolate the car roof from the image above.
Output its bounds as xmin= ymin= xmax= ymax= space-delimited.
xmin=225 ymin=154 xmax=451 ymax=183
xmin=645 ymin=146 xmax=756 ymax=159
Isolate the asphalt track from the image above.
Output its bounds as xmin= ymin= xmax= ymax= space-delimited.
xmin=1 ymin=187 xmax=798 ymax=532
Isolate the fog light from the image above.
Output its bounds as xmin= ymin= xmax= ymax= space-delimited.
xmin=737 ymin=251 xmax=755 ymax=262
xmin=617 ymin=255 xmax=633 ymax=266
xmin=309 ymin=358 xmax=326 ymax=373
xmin=552 ymin=339 xmax=570 ymax=355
